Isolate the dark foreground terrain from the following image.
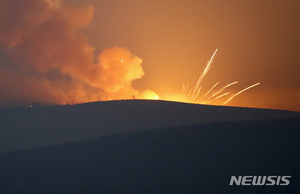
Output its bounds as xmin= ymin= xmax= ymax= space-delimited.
xmin=0 ymin=100 xmax=299 ymax=152
xmin=0 ymin=100 xmax=299 ymax=193
xmin=0 ymin=118 xmax=299 ymax=193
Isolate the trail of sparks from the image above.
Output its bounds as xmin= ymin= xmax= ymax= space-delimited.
xmin=223 ymin=82 xmax=260 ymax=104
xmin=212 ymin=81 xmax=238 ymax=97
xmin=209 ymin=92 xmax=230 ymax=103
xmin=178 ymin=49 xmax=260 ymax=106
xmin=197 ymin=82 xmax=220 ymax=101
xmin=201 ymin=92 xmax=231 ymax=104
xmin=192 ymin=49 xmax=218 ymax=98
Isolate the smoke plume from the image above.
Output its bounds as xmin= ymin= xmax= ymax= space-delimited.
xmin=0 ymin=0 xmax=157 ymax=105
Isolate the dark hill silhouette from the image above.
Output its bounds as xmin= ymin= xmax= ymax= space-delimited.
xmin=0 ymin=100 xmax=299 ymax=152
xmin=0 ymin=117 xmax=299 ymax=193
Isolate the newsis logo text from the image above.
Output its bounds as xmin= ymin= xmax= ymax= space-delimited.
xmin=229 ymin=176 xmax=291 ymax=186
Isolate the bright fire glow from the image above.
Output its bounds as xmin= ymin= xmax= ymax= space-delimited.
xmin=139 ymin=90 xmax=160 ymax=100
xmin=162 ymin=49 xmax=260 ymax=106
xmin=0 ymin=0 xmax=260 ymax=107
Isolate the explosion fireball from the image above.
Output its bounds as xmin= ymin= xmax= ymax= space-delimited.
xmin=0 ymin=0 xmax=157 ymax=105
xmin=0 ymin=0 xmax=259 ymax=108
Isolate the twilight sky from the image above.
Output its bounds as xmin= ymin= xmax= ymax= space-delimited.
xmin=0 ymin=0 xmax=299 ymax=111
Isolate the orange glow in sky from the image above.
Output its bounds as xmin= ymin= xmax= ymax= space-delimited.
xmin=156 ymin=49 xmax=260 ymax=107
xmin=0 ymin=0 xmax=299 ymax=111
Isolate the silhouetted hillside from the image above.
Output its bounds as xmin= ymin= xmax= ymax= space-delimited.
xmin=0 ymin=117 xmax=299 ymax=193
xmin=0 ymin=100 xmax=299 ymax=152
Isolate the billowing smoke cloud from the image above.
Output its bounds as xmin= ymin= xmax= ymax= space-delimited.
xmin=0 ymin=0 xmax=157 ymax=105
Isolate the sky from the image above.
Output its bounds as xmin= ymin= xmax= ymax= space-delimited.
xmin=0 ymin=0 xmax=299 ymax=111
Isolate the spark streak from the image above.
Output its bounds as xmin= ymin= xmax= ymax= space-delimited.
xmin=202 ymin=92 xmax=231 ymax=104
xmin=192 ymin=49 xmax=218 ymax=98
xmin=223 ymin=82 xmax=260 ymax=104
xmin=211 ymin=81 xmax=238 ymax=97
xmin=197 ymin=82 xmax=220 ymax=101
xmin=170 ymin=49 xmax=260 ymax=106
